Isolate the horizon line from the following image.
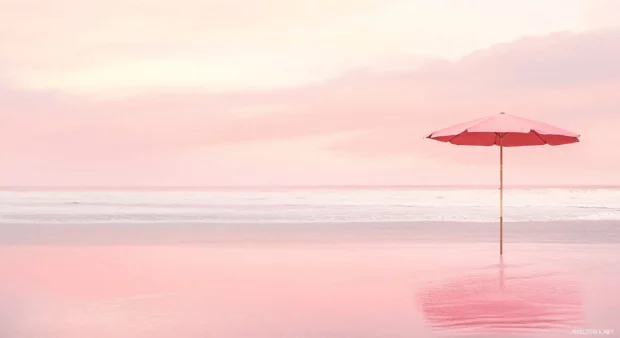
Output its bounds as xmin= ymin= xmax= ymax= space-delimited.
xmin=1 ymin=184 xmax=620 ymax=191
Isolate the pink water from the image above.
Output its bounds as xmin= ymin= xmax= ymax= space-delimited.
xmin=1 ymin=240 xmax=619 ymax=337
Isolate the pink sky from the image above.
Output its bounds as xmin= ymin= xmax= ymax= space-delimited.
xmin=1 ymin=0 xmax=619 ymax=186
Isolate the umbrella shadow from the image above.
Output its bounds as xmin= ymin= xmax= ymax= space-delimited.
xmin=417 ymin=257 xmax=583 ymax=335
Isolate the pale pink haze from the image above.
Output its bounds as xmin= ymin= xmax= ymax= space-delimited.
xmin=1 ymin=0 xmax=620 ymax=186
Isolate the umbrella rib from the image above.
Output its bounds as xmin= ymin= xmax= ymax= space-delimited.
xmin=446 ymin=132 xmax=464 ymax=144
xmin=531 ymin=130 xmax=548 ymax=145
xmin=494 ymin=132 xmax=504 ymax=146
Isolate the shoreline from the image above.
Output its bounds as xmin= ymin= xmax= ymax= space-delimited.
xmin=1 ymin=220 xmax=619 ymax=245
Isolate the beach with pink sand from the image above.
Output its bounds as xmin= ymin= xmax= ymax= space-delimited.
xmin=1 ymin=238 xmax=619 ymax=337
xmin=2 ymin=186 xmax=620 ymax=338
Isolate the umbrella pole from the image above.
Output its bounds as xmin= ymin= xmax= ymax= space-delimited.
xmin=500 ymin=139 xmax=503 ymax=255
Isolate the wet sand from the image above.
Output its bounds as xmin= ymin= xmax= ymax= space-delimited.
xmin=1 ymin=222 xmax=619 ymax=337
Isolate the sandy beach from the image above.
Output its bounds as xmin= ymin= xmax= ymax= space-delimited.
xmin=1 ymin=220 xmax=619 ymax=338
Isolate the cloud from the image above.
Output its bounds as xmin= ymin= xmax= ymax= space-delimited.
xmin=0 ymin=28 xmax=619 ymax=185
xmin=323 ymin=29 xmax=620 ymax=155
xmin=0 ymin=0 xmax=401 ymax=89
xmin=3 ymin=0 xmax=619 ymax=94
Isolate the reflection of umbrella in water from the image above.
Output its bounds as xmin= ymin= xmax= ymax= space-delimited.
xmin=417 ymin=258 xmax=583 ymax=335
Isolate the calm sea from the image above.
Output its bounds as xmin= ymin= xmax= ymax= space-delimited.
xmin=1 ymin=186 xmax=620 ymax=224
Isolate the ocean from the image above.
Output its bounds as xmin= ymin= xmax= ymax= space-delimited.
xmin=2 ymin=186 xmax=620 ymax=224
xmin=2 ymin=186 xmax=620 ymax=245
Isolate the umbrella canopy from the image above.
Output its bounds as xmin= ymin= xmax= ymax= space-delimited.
xmin=427 ymin=112 xmax=580 ymax=146
xmin=426 ymin=112 xmax=580 ymax=254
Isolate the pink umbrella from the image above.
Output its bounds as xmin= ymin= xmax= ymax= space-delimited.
xmin=427 ymin=112 xmax=580 ymax=255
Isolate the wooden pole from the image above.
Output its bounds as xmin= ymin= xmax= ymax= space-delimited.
xmin=500 ymin=138 xmax=504 ymax=255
